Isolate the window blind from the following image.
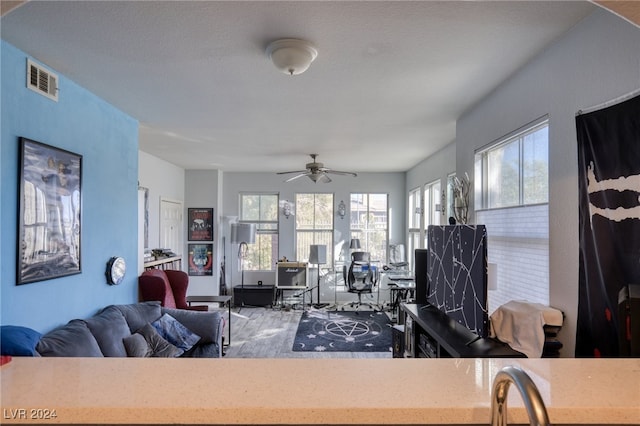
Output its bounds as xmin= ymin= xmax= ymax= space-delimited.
xmin=477 ymin=204 xmax=549 ymax=314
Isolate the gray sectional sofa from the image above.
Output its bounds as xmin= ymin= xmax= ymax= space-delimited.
xmin=3 ymin=301 xmax=224 ymax=358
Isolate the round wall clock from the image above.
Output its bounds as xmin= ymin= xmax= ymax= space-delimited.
xmin=106 ymin=256 xmax=126 ymax=285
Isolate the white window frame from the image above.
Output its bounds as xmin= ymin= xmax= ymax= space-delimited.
xmin=239 ymin=192 xmax=279 ymax=271
xmin=423 ymin=179 xmax=442 ymax=247
xmin=295 ymin=193 xmax=334 ymax=265
xmin=407 ymin=187 xmax=422 ymax=269
xmin=350 ymin=193 xmax=389 ymax=263
xmin=475 ymin=117 xmax=550 ymax=313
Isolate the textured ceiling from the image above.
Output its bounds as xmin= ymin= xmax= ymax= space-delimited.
xmin=1 ymin=1 xmax=597 ymax=173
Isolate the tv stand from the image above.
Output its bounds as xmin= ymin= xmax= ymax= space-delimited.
xmin=402 ymin=304 xmax=524 ymax=358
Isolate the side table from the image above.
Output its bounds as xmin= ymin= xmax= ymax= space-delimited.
xmin=186 ymin=295 xmax=232 ymax=350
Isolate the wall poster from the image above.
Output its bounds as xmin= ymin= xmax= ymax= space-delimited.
xmin=187 ymin=208 xmax=213 ymax=241
xmin=18 ymin=138 xmax=82 ymax=284
xmin=187 ymin=243 xmax=213 ymax=276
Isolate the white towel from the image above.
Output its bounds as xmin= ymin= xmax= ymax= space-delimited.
xmin=490 ymin=300 xmax=563 ymax=358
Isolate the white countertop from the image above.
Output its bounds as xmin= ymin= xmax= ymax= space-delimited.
xmin=1 ymin=357 xmax=639 ymax=424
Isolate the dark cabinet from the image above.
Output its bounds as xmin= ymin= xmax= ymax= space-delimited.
xmin=402 ymin=303 xmax=524 ymax=358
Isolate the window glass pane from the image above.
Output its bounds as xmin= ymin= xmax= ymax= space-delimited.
xmin=241 ymin=195 xmax=260 ymax=221
xmin=260 ymin=195 xmax=278 ymax=221
xmin=432 ymin=181 xmax=441 ymax=226
xmin=423 ymin=186 xmax=431 ymax=227
xmin=523 ymin=126 xmax=549 ymax=204
xmin=240 ymin=193 xmax=279 ymax=271
xmin=350 ymin=193 xmax=388 ymax=262
xmin=297 ymin=231 xmax=333 ymax=263
xmin=408 ymin=188 xmax=421 ymax=228
xmin=246 ymin=233 xmax=278 ymax=271
xmin=488 ymin=139 xmax=520 ymax=208
xmin=315 ymin=194 xmax=334 ymax=230
xmin=295 ymin=193 xmax=334 ymax=265
xmin=295 ymin=194 xmax=315 ymax=229
xmin=408 ymin=231 xmax=420 ymax=269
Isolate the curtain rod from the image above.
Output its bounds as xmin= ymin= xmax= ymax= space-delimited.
xmin=576 ymin=87 xmax=640 ymax=116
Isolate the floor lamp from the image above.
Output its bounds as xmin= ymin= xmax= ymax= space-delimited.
xmin=231 ymin=222 xmax=256 ymax=309
xmin=309 ymin=244 xmax=327 ymax=308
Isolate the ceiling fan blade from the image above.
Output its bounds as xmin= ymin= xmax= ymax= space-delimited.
xmin=326 ymin=170 xmax=358 ymax=177
xmin=284 ymin=173 xmax=310 ymax=182
xmin=277 ymin=170 xmax=307 ymax=175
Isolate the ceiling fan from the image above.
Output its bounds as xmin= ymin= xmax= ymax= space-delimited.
xmin=277 ymin=154 xmax=357 ymax=183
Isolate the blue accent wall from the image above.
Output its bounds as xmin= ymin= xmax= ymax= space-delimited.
xmin=1 ymin=41 xmax=139 ymax=332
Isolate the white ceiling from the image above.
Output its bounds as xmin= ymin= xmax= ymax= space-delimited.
xmin=1 ymin=1 xmax=595 ymax=174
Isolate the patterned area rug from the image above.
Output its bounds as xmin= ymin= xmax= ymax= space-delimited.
xmin=292 ymin=310 xmax=392 ymax=352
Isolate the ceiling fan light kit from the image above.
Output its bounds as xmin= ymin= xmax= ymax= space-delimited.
xmin=266 ymin=38 xmax=318 ymax=76
xmin=277 ymin=154 xmax=357 ymax=184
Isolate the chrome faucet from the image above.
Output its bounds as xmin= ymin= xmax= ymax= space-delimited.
xmin=491 ymin=366 xmax=550 ymax=426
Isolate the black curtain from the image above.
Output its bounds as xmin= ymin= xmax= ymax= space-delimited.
xmin=575 ymin=94 xmax=640 ymax=357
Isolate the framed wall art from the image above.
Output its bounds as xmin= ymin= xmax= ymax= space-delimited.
xmin=187 ymin=207 xmax=213 ymax=241
xmin=187 ymin=243 xmax=213 ymax=276
xmin=18 ymin=137 xmax=82 ymax=284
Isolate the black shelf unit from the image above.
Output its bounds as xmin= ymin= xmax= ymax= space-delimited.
xmin=402 ymin=303 xmax=524 ymax=358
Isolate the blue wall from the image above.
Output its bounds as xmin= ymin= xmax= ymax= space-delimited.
xmin=1 ymin=41 xmax=139 ymax=332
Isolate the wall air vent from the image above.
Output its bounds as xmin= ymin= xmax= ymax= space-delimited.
xmin=26 ymin=59 xmax=58 ymax=102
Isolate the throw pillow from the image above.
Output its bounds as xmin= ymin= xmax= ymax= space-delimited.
xmin=84 ymin=306 xmax=131 ymax=357
xmin=113 ymin=301 xmax=162 ymax=334
xmin=36 ymin=320 xmax=104 ymax=357
xmin=0 ymin=325 xmax=42 ymax=356
xmin=122 ymin=333 xmax=152 ymax=357
xmin=151 ymin=313 xmax=201 ymax=352
xmin=136 ymin=323 xmax=183 ymax=358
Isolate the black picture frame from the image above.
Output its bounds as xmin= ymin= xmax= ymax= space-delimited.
xmin=187 ymin=243 xmax=213 ymax=276
xmin=187 ymin=207 xmax=213 ymax=241
xmin=18 ymin=138 xmax=82 ymax=284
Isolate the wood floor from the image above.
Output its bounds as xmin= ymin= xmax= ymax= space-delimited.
xmin=222 ymin=306 xmax=393 ymax=358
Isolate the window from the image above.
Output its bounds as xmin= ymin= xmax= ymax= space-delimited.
xmin=407 ymin=187 xmax=421 ymax=268
xmin=476 ymin=120 xmax=548 ymax=209
xmin=422 ymin=180 xmax=441 ymax=247
xmin=295 ymin=193 xmax=334 ymax=265
xmin=475 ymin=118 xmax=549 ymax=313
xmin=350 ymin=193 xmax=388 ymax=262
xmin=239 ymin=193 xmax=279 ymax=271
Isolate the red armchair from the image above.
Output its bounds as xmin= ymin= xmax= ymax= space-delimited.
xmin=139 ymin=269 xmax=208 ymax=311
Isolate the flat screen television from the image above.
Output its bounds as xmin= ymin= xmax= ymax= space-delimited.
xmin=426 ymin=224 xmax=489 ymax=338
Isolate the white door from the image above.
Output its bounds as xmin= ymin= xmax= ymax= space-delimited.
xmin=160 ymin=198 xmax=183 ymax=255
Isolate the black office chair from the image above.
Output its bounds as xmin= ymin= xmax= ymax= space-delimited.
xmin=343 ymin=251 xmax=378 ymax=312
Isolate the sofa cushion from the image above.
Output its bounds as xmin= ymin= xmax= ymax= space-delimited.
xmin=136 ymin=323 xmax=183 ymax=358
xmin=151 ymin=313 xmax=201 ymax=352
xmin=114 ymin=301 xmax=162 ymax=333
xmin=84 ymin=306 xmax=130 ymax=357
xmin=36 ymin=320 xmax=103 ymax=357
xmin=122 ymin=333 xmax=152 ymax=357
xmin=1 ymin=325 xmax=42 ymax=357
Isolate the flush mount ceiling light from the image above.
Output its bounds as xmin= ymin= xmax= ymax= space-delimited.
xmin=266 ymin=38 xmax=318 ymax=76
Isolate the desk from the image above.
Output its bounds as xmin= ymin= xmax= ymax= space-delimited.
xmin=381 ymin=269 xmax=416 ymax=324
xmin=186 ymin=295 xmax=232 ymax=348
xmin=386 ymin=276 xmax=415 ymax=323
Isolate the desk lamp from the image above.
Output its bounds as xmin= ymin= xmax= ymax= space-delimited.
xmin=349 ymin=238 xmax=361 ymax=259
xmin=231 ymin=223 xmax=256 ymax=308
xmin=309 ymin=245 xmax=327 ymax=308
